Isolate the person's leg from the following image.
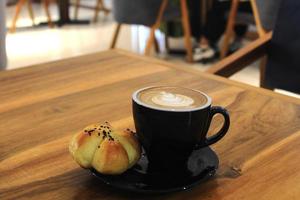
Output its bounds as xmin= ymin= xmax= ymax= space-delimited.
xmin=234 ymin=1 xmax=252 ymax=38
xmin=202 ymin=0 xmax=230 ymax=47
xmin=193 ymin=0 xmax=230 ymax=62
xmin=238 ymin=1 xmax=252 ymax=13
xmin=197 ymin=1 xmax=252 ymax=59
xmin=187 ymin=0 xmax=215 ymax=62
xmin=230 ymin=2 xmax=252 ymax=52
xmin=202 ymin=1 xmax=251 ymax=46
xmin=187 ymin=0 xmax=202 ymax=42
xmin=234 ymin=25 xmax=248 ymax=38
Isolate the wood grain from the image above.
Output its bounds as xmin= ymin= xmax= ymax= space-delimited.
xmin=0 ymin=50 xmax=300 ymax=200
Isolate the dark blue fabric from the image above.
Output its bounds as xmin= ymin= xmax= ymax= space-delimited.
xmin=112 ymin=0 xmax=163 ymax=26
xmin=256 ymin=0 xmax=281 ymax=31
xmin=265 ymin=0 xmax=300 ymax=93
xmin=112 ymin=0 xmax=180 ymax=26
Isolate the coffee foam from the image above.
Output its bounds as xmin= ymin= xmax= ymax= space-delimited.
xmin=134 ymin=86 xmax=210 ymax=111
xmin=151 ymin=91 xmax=194 ymax=107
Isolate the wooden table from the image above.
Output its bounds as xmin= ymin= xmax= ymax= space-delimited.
xmin=0 ymin=50 xmax=300 ymax=199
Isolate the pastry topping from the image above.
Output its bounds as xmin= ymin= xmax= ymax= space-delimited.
xmin=108 ymin=135 xmax=114 ymax=141
xmin=124 ymin=128 xmax=135 ymax=135
xmin=87 ymin=130 xmax=94 ymax=136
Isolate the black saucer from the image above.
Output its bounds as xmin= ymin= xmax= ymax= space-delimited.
xmin=91 ymin=147 xmax=219 ymax=194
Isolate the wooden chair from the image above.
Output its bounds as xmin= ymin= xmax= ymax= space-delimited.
xmin=220 ymin=0 xmax=266 ymax=59
xmin=207 ymin=31 xmax=272 ymax=88
xmin=9 ymin=0 xmax=54 ymax=33
xmin=73 ymin=0 xmax=110 ymax=22
xmin=110 ymin=0 xmax=194 ymax=63
xmin=207 ymin=0 xmax=300 ymax=95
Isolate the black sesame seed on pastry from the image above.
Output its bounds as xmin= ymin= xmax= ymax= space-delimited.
xmin=69 ymin=122 xmax=141 ymax=175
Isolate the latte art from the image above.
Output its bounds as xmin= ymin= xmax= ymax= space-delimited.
xmin=151 ymin=91 xmax=194 ymax=107
xmin=135 ymin=86 xmax=209 ymax=111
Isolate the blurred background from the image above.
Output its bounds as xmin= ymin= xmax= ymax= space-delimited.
xmin=1 ymin=0 xmax=299 ymax=97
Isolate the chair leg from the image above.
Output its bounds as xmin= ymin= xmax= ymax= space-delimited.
xmin=220 ymin=0 xmax=239 ymax=59
xmin=165 ymin=33 xmax=170 ymax=53
xmin=27 ymin=0 xmax=35 ymax=26
xmin=74 ymin=0 xmax=80 ymax=20
xmin=145 ymin=0 xmax=168 ymax=56
xmin=250 ymin=0 xmax=266 ymax=37
xmin=180 ymin=0 xmax=193 ymax=63
xmin=93 ymin=0 xmax=103 ymax=22
xmin=43 ymin=0 xmax=54 ymax=28
xmin=145 ymin=27 xmax=157 ymax=56
xmin=259 ymin=55 xmax=268 ymax=88
xmin=10 ymin=0 xmax=27 ymax=33
xmin=154 ymin=36 xmax=160 ymax=54
xmin=110 ymin=24 xmax=122 ymax=49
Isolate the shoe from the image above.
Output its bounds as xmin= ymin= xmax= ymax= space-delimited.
xmin=193 ymin=46 xmax=217 ymax=62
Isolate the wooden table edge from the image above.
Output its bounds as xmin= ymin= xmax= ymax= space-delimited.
xmin=1 ymin=49 xmax=299 ymax=105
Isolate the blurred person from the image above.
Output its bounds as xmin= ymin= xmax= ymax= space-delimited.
xmin=188 ymin=0 xmax=252 ymax=62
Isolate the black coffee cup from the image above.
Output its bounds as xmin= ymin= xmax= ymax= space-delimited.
xmin=132 ymin=86 xmax=230 ymax=173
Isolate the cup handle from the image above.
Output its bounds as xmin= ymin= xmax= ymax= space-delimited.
xmin=195 ymin=106 xmax=230 ymax=149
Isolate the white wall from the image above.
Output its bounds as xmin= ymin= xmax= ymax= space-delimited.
xmin=0 ymin=0 xmax=7 ymax=70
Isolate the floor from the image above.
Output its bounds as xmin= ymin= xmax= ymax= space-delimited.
xmin=4 ymin=1 xmax=299 ymax=98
